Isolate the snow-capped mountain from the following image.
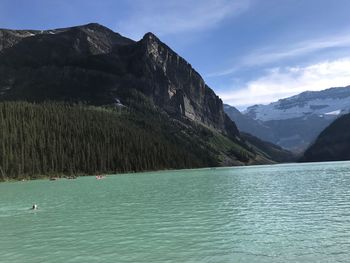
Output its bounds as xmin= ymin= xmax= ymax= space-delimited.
xmin=225 ymin=86 xmax=350 ymax=152
xmin=244 ymin=86 xmax=350 ymax=121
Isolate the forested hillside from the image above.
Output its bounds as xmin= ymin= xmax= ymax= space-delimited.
xmin=0 ymin=101 xmax=263 ymax=180
xmin=241 ymin=133 xmax=296 ymax=163
xmin=301 ymin=114 xmax=350 ymax=162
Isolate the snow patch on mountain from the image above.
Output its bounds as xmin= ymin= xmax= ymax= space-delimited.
xmin=244 ymin=86 xmax=350 ymax=121
xmin=325 ymin=110 xmax=341 ymax=115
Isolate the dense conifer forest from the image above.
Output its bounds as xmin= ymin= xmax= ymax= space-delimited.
xmin=0 ymin=101 xmax=256 ymax=180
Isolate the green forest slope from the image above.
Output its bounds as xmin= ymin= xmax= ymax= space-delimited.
xmin=0 ymin=101 xmax=267 ymax=180
xmin=301 ymin=114 xmax=350 ymax=162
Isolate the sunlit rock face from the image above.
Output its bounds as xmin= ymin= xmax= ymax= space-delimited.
xmin=135 ymin=32 xmax=233 ymax=134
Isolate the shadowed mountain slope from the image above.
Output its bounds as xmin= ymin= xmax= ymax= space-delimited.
xmin=301 ymin=113 xmax=350 ymax=162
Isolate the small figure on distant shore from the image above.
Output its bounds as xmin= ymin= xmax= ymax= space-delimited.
xmin=32 ymin=204 xmax=38 ymax=210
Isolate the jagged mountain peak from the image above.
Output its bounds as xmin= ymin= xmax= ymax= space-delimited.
xmin=79 ymin=22 xmax=108 ymax=30
xmin=142 ymin=32 xmax=159 ymax=41
xmin=74 ymin=23 xmax=133 ymax=43
xmin=140 ymin=31 xmax=174 ymax=57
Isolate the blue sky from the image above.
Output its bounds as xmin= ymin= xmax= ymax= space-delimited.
xmin=1 ymin=0 xmax=350 ymax=109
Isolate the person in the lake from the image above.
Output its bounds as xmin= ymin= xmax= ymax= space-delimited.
xmin=32 ymin=204 xmax=38 ymax=210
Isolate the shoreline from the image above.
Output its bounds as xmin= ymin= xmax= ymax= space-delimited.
xmin=0 ymin=161 xmax=303 ymax=183
xmin=1 ymin=160 xmax=349 ymax=183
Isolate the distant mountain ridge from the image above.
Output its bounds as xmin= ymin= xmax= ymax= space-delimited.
xmin=245 ymin=86 xmax=350 ymax=121
xmin=225 ymin=86 xmax=350 ymax=152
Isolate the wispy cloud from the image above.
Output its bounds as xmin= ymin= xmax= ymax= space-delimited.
xmin=244 ymin=34 xmax=350 ymax=66
xmin=209 ymin=32 xmax=350 ymax=77
xmin=220 ymin=58 xmax=350 ymax=108
xmin=117 ymin=0 xmax=251 ymax=40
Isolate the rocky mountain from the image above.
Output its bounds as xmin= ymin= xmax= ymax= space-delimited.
xmin=0 ymin=23 xmax=237 ymax=138
xmin=224 ymin=104 xmax=275 ymax=142
xmin=225 ymin=86 xmax=350 ymax=152
xmin=245 ymin=87 xmax=350 ymax=121
xmin=0 ymin=23 xmax=292 ymax=177
xmin=301 ymin=113 xmax=350 ymax=162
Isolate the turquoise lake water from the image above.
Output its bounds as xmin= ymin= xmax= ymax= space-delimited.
xmin=1 ymin=161 xmax=350 ymax=262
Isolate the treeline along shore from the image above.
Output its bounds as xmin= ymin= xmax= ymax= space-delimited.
xmin=0 ymin=101 xmax=218 ymax=181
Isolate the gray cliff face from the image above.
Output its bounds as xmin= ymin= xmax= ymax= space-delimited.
xmin=0 ymin=29 xmax=38 ymax=51
xmin=134 ymin=33 xmax=234 ymax=135
xmin=0 ymin=23 xmax=238 ymax=137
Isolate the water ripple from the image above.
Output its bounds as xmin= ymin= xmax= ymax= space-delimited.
xmin=1 ymin=161 xmax=350 ymax=262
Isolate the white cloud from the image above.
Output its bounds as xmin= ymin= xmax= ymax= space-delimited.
xmin=117 ymin=0 xmax=250 ymax=40
xmin=209 ymin=32 xmax=350 ymax=77
xmin=243 ymin=35 xmax=350 ymax=66
xmin=220 ymin=58 xmax=350 ymax=108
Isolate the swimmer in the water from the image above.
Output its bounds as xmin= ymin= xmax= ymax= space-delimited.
xmin=32 ymin=204 xmax=38 ymax=210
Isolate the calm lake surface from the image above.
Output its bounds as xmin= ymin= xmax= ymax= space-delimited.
xmin=1 ymin=161 xmax=350 ymax=262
